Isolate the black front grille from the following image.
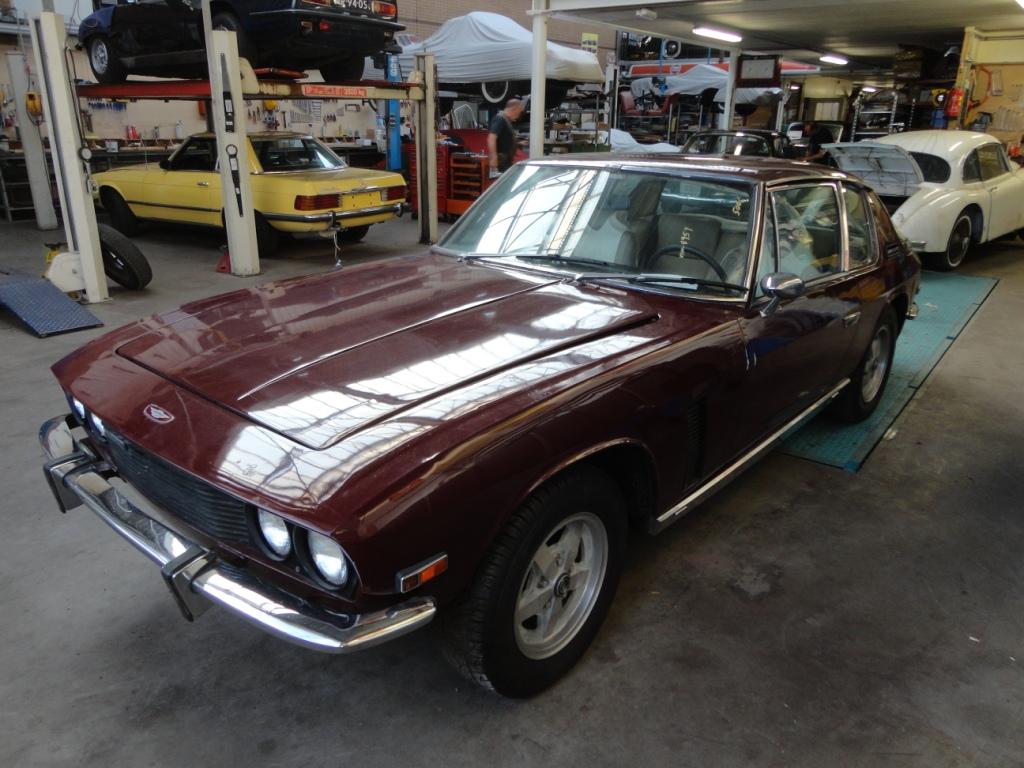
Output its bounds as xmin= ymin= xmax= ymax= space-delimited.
xmin=104 ymin=431 xmax=250 ymax=543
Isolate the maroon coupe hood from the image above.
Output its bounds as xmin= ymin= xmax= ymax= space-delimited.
xmin=117 ymin=255 xmax=657 ymax=449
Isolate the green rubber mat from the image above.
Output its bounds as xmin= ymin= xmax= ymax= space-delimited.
xmin=780 ymin=271 xmax=997 ymax=472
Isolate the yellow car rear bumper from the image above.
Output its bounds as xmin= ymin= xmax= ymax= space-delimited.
xmin=265 ymin=202 xmax=406 ymax=233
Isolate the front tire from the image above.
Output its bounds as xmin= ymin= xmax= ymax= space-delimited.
xmin=442 ymin=466 xmax=627 ymax=697
xmin=830 ymin=306 xmax=896 ymax=423
xmin=87 ymin=36 xmax=126 ymax=84
xmin=925 ymin=212 xmax=973 ymax=271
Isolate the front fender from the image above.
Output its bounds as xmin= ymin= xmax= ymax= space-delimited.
xmin=892 ymin=185 xmax=988 ymax=252
xmin=77 ymin=8 xmax=114 ymax=40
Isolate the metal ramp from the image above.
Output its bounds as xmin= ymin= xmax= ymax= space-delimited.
xmin=0 ymin=266 xmax=102 ymax=337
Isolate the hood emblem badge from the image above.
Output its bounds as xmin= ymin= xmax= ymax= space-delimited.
xmin=144 ymin=404 xmax=175 ymax=424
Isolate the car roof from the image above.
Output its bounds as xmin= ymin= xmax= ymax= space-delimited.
xmin=689 ymin=129 xmax=780 ymax=138
xmin=527 ymin=153 xmax=853 ymax=184
xmin=873 ymin=130 xmax=999 ymax=157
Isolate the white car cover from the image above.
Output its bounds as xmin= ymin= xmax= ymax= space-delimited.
xmin=610 ymin=129 xmax=681 ymax=154
xmin=630 ymin=64 xmax=778 ymax=105
xmin=386 ymin=12 xmax=604 ymax=84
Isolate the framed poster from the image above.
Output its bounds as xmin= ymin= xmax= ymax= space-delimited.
xmin=737 ymin=55 xmax=781 ymax=88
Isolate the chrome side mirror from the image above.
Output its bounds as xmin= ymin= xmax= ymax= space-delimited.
xmin=759 ymin=272 xmax=805 ymax=317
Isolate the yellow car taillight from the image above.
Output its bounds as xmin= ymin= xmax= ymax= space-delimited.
xmin=294 ymin=194 xmax=341 ymax=211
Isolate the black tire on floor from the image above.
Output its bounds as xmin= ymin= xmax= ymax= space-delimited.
xmin=830 ymin=305 xmax=897 ymax=423
xmin=255 ymin=212 xmax=282 ymax=259
xmin=319 ymin=57 xmax=365 ymax=83
xmin=97 ymin=223 xmax=152 ymax=290
xmin=441 ymin=465 xmax=627 ymax=698
xmin=924 ymin=211 xmax=973 ymax=271
xmin=87 ymin=35 xmax=127 ymax=84
xmin=100 ymin=188 xmax=140 ymax=236
xmin=211 ymin=12 xmax=256 ymax=64
xmin=337 ymin=225 xmax=370 ymax=243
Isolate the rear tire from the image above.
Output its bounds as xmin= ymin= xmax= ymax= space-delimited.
xmin=830 ymin=306 xmax=896 ymax=423
xmin=97 ymin=223 xmax=152 ymax=290
xmin=100 ymin=188 xmax=140 ymax=236
xmin=254 ymin=212 xmax=282 ymax=258
xmin=441 ymin=466 xmax=627 ymax=698
xmin=211 ymin=12 xmax=256 ymax=64
xmin=319 ymin=58 xmax=365 ymax=83
xmin=87 ymin=36 xmax=126 ymax=85
xmin=925 ymin=212 xmax=972 ymax=271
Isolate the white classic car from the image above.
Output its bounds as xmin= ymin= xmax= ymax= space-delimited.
xmin=827 ymin=130 xmax=1024 ymax=270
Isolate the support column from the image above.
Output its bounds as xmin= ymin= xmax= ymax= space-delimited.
xmin=202 ymin=0 xmax=259 ymax=276
xmin=5 ymin=53 xmax=57 ymax=230
xmin=528 ymin=3 xmax=548 ymax=159
xmin=385 ymin=53 xmax=403 ymax=171
xmin=720 ymin=49 xmax=739 ymax=130
xmin=29 ymin=12 xmax=107 ymax=303
xmin=415 ymin=53 xmax=438 ymax=245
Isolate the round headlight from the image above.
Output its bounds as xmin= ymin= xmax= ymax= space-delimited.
xmin=308 ymin=531 xmax=349 ymax=586
xmin=257 ymin=509 xmax=291 ymax=558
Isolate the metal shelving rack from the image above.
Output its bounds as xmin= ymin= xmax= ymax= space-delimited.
xmin=851 ymin=91 xmax=909 ymax=140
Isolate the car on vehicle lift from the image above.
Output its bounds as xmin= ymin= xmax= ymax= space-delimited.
xmin=41 ymin=155 xmax=919 ymax=697
xmin=77 ymin=0 xmax=404 ymax=84
xmin=92 ymin=132 xmax=408 ymax=257
xmin=682 ymin=129 xmax=796 ymax=159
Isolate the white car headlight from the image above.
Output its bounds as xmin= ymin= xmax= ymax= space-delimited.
xmin=308 ymin=531 xmax=349 ymax=586
xmin=257 ymin=509 xmax=292 ymax=558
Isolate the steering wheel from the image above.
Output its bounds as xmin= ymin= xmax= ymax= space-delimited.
xmin=645 ymin=244 xmax=728 ymax=282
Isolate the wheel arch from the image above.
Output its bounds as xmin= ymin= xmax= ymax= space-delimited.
xmin=97 ymin=183 xmax=128 ymax=209
xmin=961 ymin=203 xmax=984 ymax=243
xmin=517 ymin=439 xmax=658 ymax=533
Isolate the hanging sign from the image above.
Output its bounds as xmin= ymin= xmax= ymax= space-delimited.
xmin=581 ymin=33 xmax=599 ymax=54
xmin=302 ymin=84 xmax=368 ymax=98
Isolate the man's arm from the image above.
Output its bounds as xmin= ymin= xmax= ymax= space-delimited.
xmin=486 ymin=131 xmax=499 ymax=170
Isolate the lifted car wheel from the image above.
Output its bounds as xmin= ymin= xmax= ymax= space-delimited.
xmin=87 ymin=36 xmax=126 ymax=85
xmin=830 ymin=306 xmax=896 ymax=423
xmin=442 ymin=465 xmax=627 ymax=697
xmin=211 ymin=12 xmax=256 ymax=64
xmin=98 ymin=223 xmax=152 ymax=290
xmin=926 ymin=212 xmax=973 ymax=271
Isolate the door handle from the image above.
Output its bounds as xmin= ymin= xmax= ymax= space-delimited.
xmin=197 ymin=181 xmax=209 ymax=187
xmin=843 ymin=311 xmax=861 ymax=327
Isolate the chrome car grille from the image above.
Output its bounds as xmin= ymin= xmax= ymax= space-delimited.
xmin=103 ymin=431 xmax=250 ymax=544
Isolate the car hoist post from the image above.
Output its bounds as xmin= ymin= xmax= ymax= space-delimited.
xmin=29 ymin=12 xmax=109 ymax=303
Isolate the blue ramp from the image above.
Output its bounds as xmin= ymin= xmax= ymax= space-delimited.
xmin=0 ymin=267 xmax=103 ymax=338
xmin=780 ymin=271 xmax=997 ymax=472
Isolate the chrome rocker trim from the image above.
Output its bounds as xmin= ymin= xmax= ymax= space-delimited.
xmin=651 ymin=378 xmax=850 ymax=532
xmin=39 ymin=416 xmax=435 ymax=654
xmin=263 ymin=202 xmax=405 ymax=224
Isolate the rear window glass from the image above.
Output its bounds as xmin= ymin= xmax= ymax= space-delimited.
xmin=252 ymin=137 xmax=345 ymax=172
xmin=909 ymin=152 xmax=950 ymax=183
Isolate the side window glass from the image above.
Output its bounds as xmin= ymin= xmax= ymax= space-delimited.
xmin=770 ymin=185 xmax=842 ymax=282
xmin=977 ymin=144 xmax=1008 ymax=181
xmin=963 ymin=151 xmax=982 ymax=183
xmin=754 ymin=198 xmax=778 ymax=297
xmin=842 ymin=184 xmax=877 ymax=268
xmin=170 ymin=139 xmax=216 ymax=172
xmin=866 ymin=191 xmax=900 ymax=244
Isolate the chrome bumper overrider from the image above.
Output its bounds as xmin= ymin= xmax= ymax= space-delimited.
xmin=39 ymin=415 xmax=435 ymax=653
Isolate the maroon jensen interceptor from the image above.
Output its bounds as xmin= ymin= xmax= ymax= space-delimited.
xmin=41 ymin=155 xmax=920 ymax=697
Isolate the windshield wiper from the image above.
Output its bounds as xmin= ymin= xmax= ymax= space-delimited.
xmin=512 ymin=253 xmax=619 ymax=270
xmin=574 ymin=273 xmax=748 ymax=293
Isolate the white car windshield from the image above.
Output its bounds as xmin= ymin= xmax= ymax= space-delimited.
xmin=252 ymin=136 xmax=346 ymax=172
xmin=440 ymin=164 xmax=755 ymax=294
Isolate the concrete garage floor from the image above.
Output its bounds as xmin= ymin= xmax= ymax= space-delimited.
xmin=1 ymin=217 xmax=1023 ymax=767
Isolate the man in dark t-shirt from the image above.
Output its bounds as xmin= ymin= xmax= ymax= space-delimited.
xmin=487 ymin=99 xmax=525 ymax=174
xmin=803 ymin=121 xmax=835 ymax=162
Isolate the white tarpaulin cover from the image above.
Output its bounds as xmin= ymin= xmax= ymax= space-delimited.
xmin=630 ymin=64 xmax=777 ymax=104
xmin=610 ymin=129 xmax=681 ymax=154
xmin=393 ymin=12 xmax=604 ymax=84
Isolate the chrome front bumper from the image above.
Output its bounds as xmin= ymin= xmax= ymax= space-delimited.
xmin=40 ymin=415 xmax=435 ymax=654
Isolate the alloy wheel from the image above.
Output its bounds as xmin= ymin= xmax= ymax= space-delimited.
xmin=861 ymin=324 xmax=892 ymax=403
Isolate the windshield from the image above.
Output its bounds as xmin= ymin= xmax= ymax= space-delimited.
xmin=685 ymin=133 xmax=772 ymax=157
xmin=252 ymin=136 xmax=346 ymax=172
xmin=440 ymin=164 xmax=755 ymax=293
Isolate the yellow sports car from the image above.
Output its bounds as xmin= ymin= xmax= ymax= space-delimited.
xmin=93 ymin=132 xmax=407 ymax=257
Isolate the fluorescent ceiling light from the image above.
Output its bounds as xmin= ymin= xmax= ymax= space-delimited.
xmin=789 ymin=84 xmax=801 ymax=90
xmin=635 ymin=8 xmax=658 ymax=20
xmin=861 ymin=85 xmax=878 ymax=92
xmin=693 ymin=26 xmax=743 ymax=43
xmin=820 ymin=54 xmax=849 ymax=66
xmin=1018 ymin=0 xmax=1024 ymax=9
